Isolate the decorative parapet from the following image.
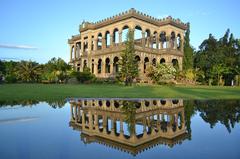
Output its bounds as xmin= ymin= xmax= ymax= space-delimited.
xmin=79 ymin=8 xmax=188 ymax=32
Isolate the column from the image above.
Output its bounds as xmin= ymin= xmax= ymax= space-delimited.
xmin=82 ymin=111 xmax=85 ymax=127
xmin=78 ymin=106 xmax=81 ymax=122
xmin=111 ymin=118 xmax=115 ymax=132
xmin=119 ymin=31 xmax=122 ymax=44
xmin=88 ymin=36 xmax=92 ymax=53
xmin=146 ymin=37 xmax=150 ymax=47
xmin=81 ymin=40 xmax=84 ymax=53
xmin=141 ymin=60 xmax=144 ymax=75
xmin=156 ymin=37 xmax=159 ymax=49
xmin=110 ymin=34 xmax=114 ymax=47
xmin=102 ymin=60 xmax=105 ymax=77
xmin=94 ymin=114 xmax=99 ymax=130
xmin=70 ymin=45 xmax=73 ymax=61
xmin=141 ymin=31 xmax=145 ymax=47
xmin=74 ymin=105 xmax=77 ymax=122
xmin=89 ymin=111 xmax=93 ymax=130
xmin=102 ymin=36 xmax=106 ymax=49
xmin=174 ymin=38 xmax=177 ymax=49
xmin=74 ymin=43 xmax=77 ymax=60
xmin=94 ymin=61 xmax=98 ymax=75
xmin=70 ymin=104 xmax=74 ymax=120
xmin=103 ymin=116 xmax=107 ymax=133
xmin=149 ymin=35 xmax=153 ymax=48
xmin=94 ymin=39 xmax=98 ymax=50
xmin=181 ymin=38 xmax=184 ymax=52
xmin=110 ymin=61 xmax=113 ymax=74
xmin=166 ymin=36 xmax=169 ymax=49
xmin=120 ymin=119 xmax=124 ymax=136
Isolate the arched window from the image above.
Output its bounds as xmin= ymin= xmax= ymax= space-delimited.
xmin=145 ymin=29 xmax=151 ymax=47
xmin=113 ymin=57 xmax=119 ymax=73
xmin=105 ymin=31 xmax=110 ymax=48
xmin=113 ymin=28 xmax=119 ymax=44
xmin=152 ymin=31 xmax=158 ymax=49
xmin=177 ymin=34 xmax=181 ymax=50
xmin=122 ymin=25 xmax=129 ymax=42
xmin=152 ymin=58 xmax=156 ymax=67
xmin=172 ymin=59 xmax=179 ymax=69
xmin=134 ymin=25 xmax=142 ymax=46
xmin=71 ymin=46 xmax=75 ymax=60
xmin=98 ymin=59 xmax=102 ymax=73
xmin=160 ymin=58 xmax=166 ymax=64
xmin=91 ymin=59 xmax=94 ymax=73
xmin=144 ymin=57 xmax=149 ymax=73
xmin=83 ymin=60 xmax=87 ymax=69
xmin=97 ymin=33 xmax=102 ymax=50
xmin=105 ymin=58 xmax=110 ymax=73
xmin=160 ymin=32 xmax=167 ymax=49
xmin=171 ymin=31 xmax=176 ymax=49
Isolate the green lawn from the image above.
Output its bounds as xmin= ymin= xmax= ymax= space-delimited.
xmin=0 ymin=84 xmax=240 ymax=101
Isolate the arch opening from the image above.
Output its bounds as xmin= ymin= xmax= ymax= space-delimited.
xmin=105 ymin=58 xmax=111 ymax=73
xmin=97 ymin=33 xmax=102 ymax=50
xmin=98 ymin=59 xmax=102 ymax=74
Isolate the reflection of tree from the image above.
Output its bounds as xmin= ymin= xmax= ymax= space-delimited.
xmin=0 ymin=100 xmax=39 ymax=107
xmin=184 ymin=100 xmax=196 ymax=140
xmin=46 ymin=99 xmax=66 ymax=109
xmin=120 ymin=101 xmax=137 ymax=135
xmin=0 ymin=99 xmax=66 ymax=109
xmin=195 ymin=100 xmax=240 ymax=133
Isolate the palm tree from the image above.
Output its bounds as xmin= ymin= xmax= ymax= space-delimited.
xmin=15 ymin=61 xmax=42 ymax=82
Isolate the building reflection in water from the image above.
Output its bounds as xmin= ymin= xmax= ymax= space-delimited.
xmin=69 ymin=98 xmax=190 ymax=156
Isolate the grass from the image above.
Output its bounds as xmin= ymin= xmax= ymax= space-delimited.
xmin=0 ymin=83 xmax=240 ymax=101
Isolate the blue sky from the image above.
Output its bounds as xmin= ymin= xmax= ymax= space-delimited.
xmin=0 ymin=0 xmax=239 ymax=63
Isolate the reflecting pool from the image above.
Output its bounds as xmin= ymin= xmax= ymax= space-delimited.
xmin=0 ymin=98 xmax=239 ymax=159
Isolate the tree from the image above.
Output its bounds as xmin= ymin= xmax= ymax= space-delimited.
xmin=0 ymin=60 xmax=5 ymax=74
xmin=119 ymin=30 xmax=138 ymax=86
xmin=44 ymin=57 xmax=71 ymax=83
xmin=3 ymin=61 xmax=18 ymax=83
xmin=183 ymin=23 xmax=194 ymax=70
xmin=194 ymin=29 xmax=240 ymax=85
xmin=210 ymin=64 xmax=230 ymax=86
xmin=15 ymin=61 xmax=42 ymax=82
xmin=0 ymin=60 xmax=5 ymax=83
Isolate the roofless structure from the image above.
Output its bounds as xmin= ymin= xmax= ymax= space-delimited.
xmin=68 ymin=8 xmax=188 ymax=81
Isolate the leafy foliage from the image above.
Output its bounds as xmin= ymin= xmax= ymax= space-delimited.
xmin=15 ymin=61 xmax=42 ymax=82
xmin=42 ymin=57 xmax=71 ymax=83
xmin=147 ymin=64 xmax=176 ymax=84
xmin=194 ymin=29 xmax=240 ymax=85
xmin=70 ymin=67 xmax=95 ymax=83
xmin=183 ymin=23 xmax=194 ymax=70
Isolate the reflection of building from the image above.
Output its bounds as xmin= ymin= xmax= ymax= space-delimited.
xmin=69 ymin=98 xmax=189 ymax=156
xmin=68 ymin=8 xmax=187 ymax=80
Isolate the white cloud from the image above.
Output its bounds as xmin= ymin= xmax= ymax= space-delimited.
xmin=0 ymin=44 xmax=38 ymax=50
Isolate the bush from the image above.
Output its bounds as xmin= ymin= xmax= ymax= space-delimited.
xmin=146 ymin=64 xmax=176 ymax=84
xmin=5 ymin=74 xmax=17 ymax=83
xmin=70 ymin=67 xmax=95 ymax=84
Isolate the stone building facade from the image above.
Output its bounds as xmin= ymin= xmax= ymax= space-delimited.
xmin=68 ymin=8 xmax=188 ymax=80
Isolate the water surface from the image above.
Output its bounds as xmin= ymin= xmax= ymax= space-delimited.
xmin=0 ymin=98 xmax=239 ymax=159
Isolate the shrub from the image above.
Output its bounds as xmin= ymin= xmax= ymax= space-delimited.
xmin=5 ymin=74 xmax=17 ymax=83
xmin=70 ymin=67 xmax=95 ymax=83
xmin=146 ymin=64 xmax=176 ymax=85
